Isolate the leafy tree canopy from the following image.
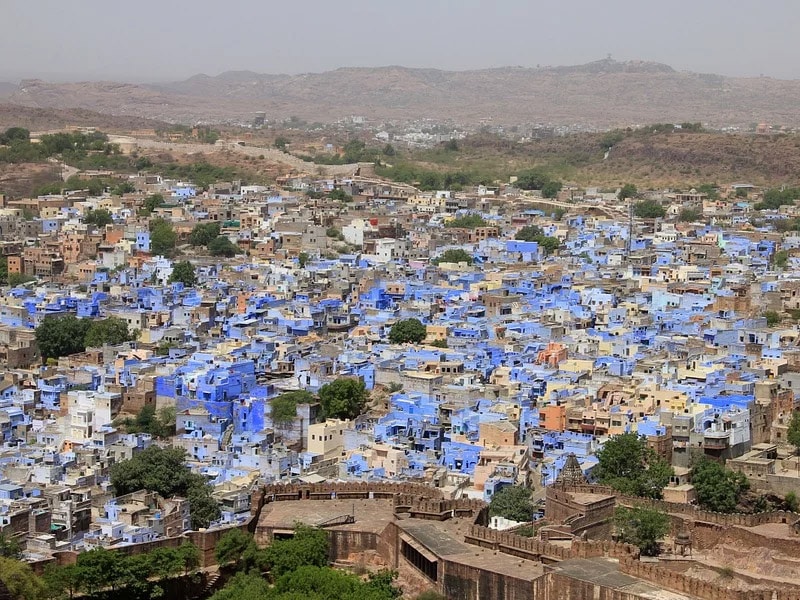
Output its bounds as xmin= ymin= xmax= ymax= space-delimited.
xmin=189 ymin=222 xmax=222 ymax=247
xmin=633 ymin=199 xmax=666 ymax=219
xmin=515 ymin=226 xmax=560 ymax=256
xmin=595 ymin=433 xmax=672 ymax=499
xmin=149 ymin=218 xmax=178 ymax=257
xmin=35 ymin=315 xmax=91 ymax=361
xmin=388 ymin=318 xmax=427 ymax=344
xmin=755 ymin=187 xmax=800 ymax=211
xmin=613 ymin=506 xmax=669 ymax=556
xmin=36 ymin=316 xmax=135 ymax=361
xmin=618 ymin=183 xmax=638 ymax=200
xmin=328 ymin=188 xmax=349 ymax=202
xmin=110 ymin=446 xmax=220 ymax=528
xmin=318 ymin=378 xmax=368 ymax=420
xmin=787 ymin=411 xmax=800 ymax=455
xmin=271 ymin=390 xmax=314 ymax=425
xmin=169 ymin=260 xmax=197 ymax=287
xmin=0 ymin=556 xmax=46 ymax=600
xmin=139 ymin=193 xmax=165 ymax=216
xmin=445 ymin=214 xmax=488 ymax=229
xmin=120 ymin=404 xmax=176 ymax=439
xmin=691 ymin=457 xmax=749 ymax=513
xmin=208 ymin=236 xmax=240 ymax=257
xmin=678 ymin=208 xmax=702 ymax=222
xmin=84 ymin=316 xmax=135 ymax=348
xmin=83 ymin=208 xmax=113 ymax=227
xmin=432 ymin=248 xmax=473 ymax=266
xmin=488 ymin=485 xmax=535 ymax=522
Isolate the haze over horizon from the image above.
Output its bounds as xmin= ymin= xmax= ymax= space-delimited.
xmin=3 ymin=0 xmax=800 ymax=83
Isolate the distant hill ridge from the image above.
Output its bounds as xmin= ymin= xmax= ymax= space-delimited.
xmin=4 ymin=59 xmax=800 ymax=127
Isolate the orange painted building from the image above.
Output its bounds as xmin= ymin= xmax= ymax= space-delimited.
xmin=539 ymin=403 xmax=567 ymax=431
xmin=536 ymin=342 xmax=568 ymax=367
xmin=7 ymin=256 xmax=22 ymax=274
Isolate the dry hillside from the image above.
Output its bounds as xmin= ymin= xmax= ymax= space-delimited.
xmin=5 ymin=59 xmax=800 ymax=127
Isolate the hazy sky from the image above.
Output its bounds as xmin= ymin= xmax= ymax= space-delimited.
xmin=2 ymin=0 xmax=799 ymax=82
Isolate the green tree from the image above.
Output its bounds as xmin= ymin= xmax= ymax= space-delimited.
xmin=774 ymin=250 xmax=790 ymax=269
xmin=430 ymin=339 xmax=448 ymax=348
xmin=111 ymin=182 xmax=136 ymax=196
xmin=432 ymin=249 xmax=473 ymax=265
xmin=515 ymin=226 xmax=544 ymax=241
xmin=388 ymin=318 xmax=427 ymax=344
xmin=382 ymin=144 xmax=396 ymax=156
xmin=208 ymin=236 xmax=240 ymax=257
xmin=271 ymin=390 xmax=313 ymax=425
xmin=618 ymin=183 xmax=638 ymax=200
xmin=83 ymin=208 xmax=113 ymax=227
xmin=110 ymin=446 xmax=220 ymax=529
xmin=785 ymin=491 xmax=799 ymax=512
xmin=516 ymin=169 xmax=551 ymax=191
xmin=35 ymin=315 xmax=92 ymax=361
xmin=764 ymin=311 xmax=781 ymax=327
xmin=140 ymin=193 xmax=165 ymax=215
xmin=188 ymin=222 xmax=221 ymax=247
xmin=444 ymin=139 xmax=459 ymax=152
xmin=42 ymin=563 xmax=81 ymax=600
xmin=678 ymin=208 xmax=702 ymax=222
xmin=75 ymin=548 xmax=123 ymax=595
xmin=274 ymin=136 xmax=290 ymax=150
xmin=0 ymin=127 xmax=31 ymax=144
xmin=613 ymin=506 xmax=669 ymax=556
xmin=691 ymin=457 xmax=749 ymax=513
xmin=538 ymin=236 xmax=560 ymax=256
xmin=121 ymin=404 xmax=175 ymax=438
xmin=169 ymin=260 xmax=197 ymax=287
xmin=150 ymin=218 xmax=178 ymax=256
xmin=215 ymin=529 xmax=256 ymax=571
xmin=633 ymin=199 xmax=666 ymax=218
xmin=318 ymin=378 xmax=368 ymax=420
xmin=488 ymin=485 xmax=535 ymax=522
xmin=786 ymin=411 xmax=800 ymax=458
xmin=177 ymin=541 xmax=201 ymax=575
xmin=595 ymin=433 xmax=673 ymax=499
xmin=342 ymin=139 xmax=366 ymax=163
xmin=541 ymin=180 xmax=562 ymax=198
xmin=328 ymin=188 xmax=349 ymax=201
xmin=260 ymin=524 xmax=329 ymax=577
xmin=0 ymin=256 xmax=8 ymax=285
xmin=298 ymin=252 xmax=310 ymax=268
xmin=755 ymin=187 xmax=800 ymax=211
xmin=445 ymin=214 xmax=488 ymax=229
xmin=84 ymin=317 xmax=134 ymax=347
xmin=8 ymin=273 xmax=36 ymax=287
xmin=0 ymin=532 xmax=21 ymax=559
xmin=0 ymin=557 xmax=47 ymax=600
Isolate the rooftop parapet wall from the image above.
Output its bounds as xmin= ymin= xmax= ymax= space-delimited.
xmin=553 ymin=484 xmax=800 ymax=529
xmin=619 ymin=558 xmax=800 ymax=600
xmin=464 ymin=523 xmax=638 ymax=562
xmin=252 ymin=481 xmax=443 ymax=511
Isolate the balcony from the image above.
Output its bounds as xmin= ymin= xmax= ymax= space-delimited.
xmin=703 ymin=430 xmax=730 ymax=450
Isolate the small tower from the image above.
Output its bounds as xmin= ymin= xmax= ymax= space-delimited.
xmin=556 ymin=453 xmax=588 ymax=488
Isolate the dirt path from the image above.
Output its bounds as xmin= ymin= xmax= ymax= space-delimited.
xmin=111 ymin=135 xmax=361 ymax=177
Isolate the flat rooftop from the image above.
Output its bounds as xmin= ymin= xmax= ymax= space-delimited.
xmin=397 ymin=517 xmax=545 ymax=582
xmin=257 ymin=498 xmax=395 ymax=535
xmin=553 ymin=558 xmax=691 ymax=600
xmin=569 ymin=492 xmax=616 ymax=506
